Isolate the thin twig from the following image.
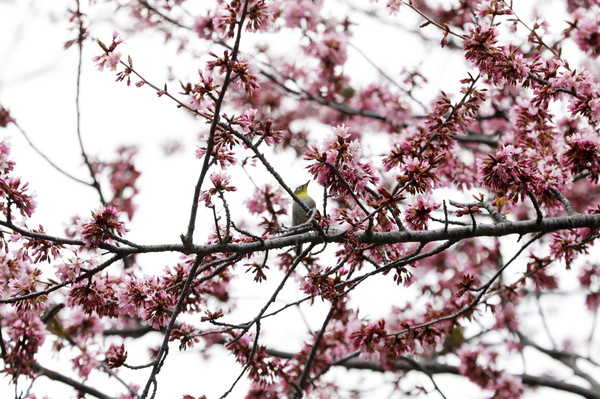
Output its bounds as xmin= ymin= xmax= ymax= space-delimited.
xmin=227 ymin=243 xmax=315 ymax=346
xmin=391 ymin=232 xmax=544 ymax=337
xmin=399 ymin=356 xmax=448 ymax=399
xmin=7 ymin=117 xmax=89 ymax=185
xmin=140 ymin=255 xmax=204 ymax=399
xmin=293 ymin=306 xmax=336 ymax=398
xmin=181 ymin=0 xmax=251 ymax=248
xmin=552 ymin=189 xmax=579 ymax=216
xmin=75 ymin=0 xmax=107 ymax=205
xmin=527 ymin=191 xmax=544 ymax=224
xmin=219 ymin=321 xmax=263 ymax=399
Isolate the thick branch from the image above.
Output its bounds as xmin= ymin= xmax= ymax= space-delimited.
xmin=190 ymin=213 xmax=600 ymax=255
xmin=33 ymin=363 xmax=117 ymax=399
xmin=2 ymin=213 xmax=600 ymax=259
xmin=265 ymin=349 xmax=600 ymax=399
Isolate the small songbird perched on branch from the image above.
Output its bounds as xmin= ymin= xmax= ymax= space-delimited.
xmin=292 ymin=181 xmax=316 ymax=256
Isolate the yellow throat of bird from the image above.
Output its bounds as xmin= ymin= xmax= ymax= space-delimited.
xmin=294 ymin=182 xmax=310 ymax=198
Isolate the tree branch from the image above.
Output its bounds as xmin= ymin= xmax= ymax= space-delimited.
xmin=2 ymin=213 xmax=600 ymax=260
xmin=33 ymin=363 xmax=117 ymax=399
xmin=265 ymin=349 xmax=600 ymax=399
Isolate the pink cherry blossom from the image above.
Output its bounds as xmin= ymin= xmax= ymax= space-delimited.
xmin=306 ymin=124 xmax=380 ymax=203
xmin=404 ymin=197 xmax=441 ymax=230
xmin=81 ymin=206 xmax=128 ymax=248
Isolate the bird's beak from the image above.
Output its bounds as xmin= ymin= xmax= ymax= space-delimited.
xmin=304 ymin=180 xmax=310 ymax=187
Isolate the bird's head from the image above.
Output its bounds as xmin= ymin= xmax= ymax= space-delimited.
xmin=294 ymin=181 xmax=310 ymax=196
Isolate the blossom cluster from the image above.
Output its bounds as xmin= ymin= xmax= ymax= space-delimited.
xmin=0 ymin=142 xmax=36 ymax=219
xmin=458 ymin=346 xmax=525 ymax=399
xmin=92 ymin=146 xmax=141 ymax=219
xmin=0 ymin=106 xmax=15 ymax=128
xmin=403 ymin=197 xmax=440 ymax=230
xmin=81 ymin=206 xmax=128 ymax=248
xmin=206 ymin=51 xmax=260 ymax=95
xmin=305 ymin=124 xmax=380 ymax=204
xmin=579 ymin=262 xmax=600 ymax=311
xmin=92 ymin=31 xmax=123 ymax=72
xmin=199 ymin=172 xmax=236 ymax=207
xmin=567 ymin=7 xmax=600 ymax=58
xmin=547 ymin=67 xmax=600 ymax=124
xmin=245 ymin=184 xmax=289 ymax=231
xmin=478 ymin=144 xmax=544 ymax=202
xmin=463 ymin=25 xmax=532 ymax=86
xmin=562 ymin=132 xmax=600 ymax=183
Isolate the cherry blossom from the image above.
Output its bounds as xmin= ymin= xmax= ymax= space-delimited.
xmin=81 ymin=206 xmax=128 ymax=248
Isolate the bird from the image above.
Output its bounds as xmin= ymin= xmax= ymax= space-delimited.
xmin=292 ymin=181 xmax=316 ymax=257
xmin=41 ymin=303 xmax=77 ymax=346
